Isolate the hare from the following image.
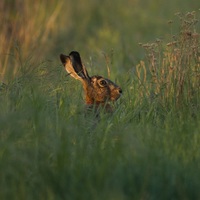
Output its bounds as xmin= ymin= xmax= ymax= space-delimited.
xmin=60 ymin=51 xmax=122 ymax=113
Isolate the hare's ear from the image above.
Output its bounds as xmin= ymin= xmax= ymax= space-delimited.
xmin=60 ymin=53 xmax=82 ymax=80
xmin=69 ymin=51 xmax=90 ymax=80
xmin=60 ymin=51 xmax=90 ymax=81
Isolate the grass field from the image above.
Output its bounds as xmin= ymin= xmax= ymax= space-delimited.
xmin=0 ymin=1 xmax=200 ymax=199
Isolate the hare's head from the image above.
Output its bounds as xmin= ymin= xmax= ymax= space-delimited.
xmin=60 ymin=51 xmax=122 ymax=112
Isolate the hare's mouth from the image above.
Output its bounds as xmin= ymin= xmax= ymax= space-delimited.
xmin=110 ymin=88 xmax=122 ymax=101
xmin=111 ymin=95 xmax=121 ymax=101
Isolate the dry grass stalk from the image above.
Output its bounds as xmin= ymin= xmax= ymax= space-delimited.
xmin=136 ymin=11 xmax=200 ymax=108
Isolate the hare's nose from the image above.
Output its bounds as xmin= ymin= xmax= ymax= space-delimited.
xmin=118 ymin=88 xmax=122 ymax=94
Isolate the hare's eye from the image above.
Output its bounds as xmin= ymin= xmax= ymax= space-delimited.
xmin=99 ymin=79 xmax=107 ymax=87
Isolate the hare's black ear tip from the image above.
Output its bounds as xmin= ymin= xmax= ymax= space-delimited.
xmin=60 ymin=54 xmax=65 ymax=60
xmin=60 ymin=54 xmax=68 ymax=64
xmin=69 ymin=51 xmax=80 ymax=57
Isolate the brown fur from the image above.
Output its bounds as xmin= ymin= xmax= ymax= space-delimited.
xmin=60 ymin=51 xmax=122 ymax=113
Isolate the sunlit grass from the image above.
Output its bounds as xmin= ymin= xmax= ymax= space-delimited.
xmin=0 ymin=0 xmax=65 ymax=80
xmin=135 ymin=12 xmax=199 ymax=110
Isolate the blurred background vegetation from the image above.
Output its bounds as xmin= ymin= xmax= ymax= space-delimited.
xmin=0 ymin=0 xmax=200 ymax=199
xmin=0 ymin=0 xmax=199 ymax=80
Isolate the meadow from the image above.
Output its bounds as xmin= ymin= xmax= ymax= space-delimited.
xmin=0 ymin=0 xmax=200 ymax=199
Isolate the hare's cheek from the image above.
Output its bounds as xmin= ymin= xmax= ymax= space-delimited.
xmin=100 ymin=89 xmax=110 ymax=101
xmin=93 ymin=88 xmax=109 ymax=102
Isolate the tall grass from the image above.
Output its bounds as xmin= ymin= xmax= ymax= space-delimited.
xmin=0 ymin=0 xmax=66 ymax=80
xmin=1 ymin=0 xmax=199 ymax=81
xmin=0 ymin=1 xmax=200 ymax=199
xmin=135 ymin=12 xmax=199 ymax=111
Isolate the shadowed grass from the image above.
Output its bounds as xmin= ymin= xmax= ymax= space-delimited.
xmin=0 ymin=1 xmax=200 ymax=199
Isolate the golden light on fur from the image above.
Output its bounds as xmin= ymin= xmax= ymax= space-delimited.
xmin=60 ymin=51 xmax=122 ymax=113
